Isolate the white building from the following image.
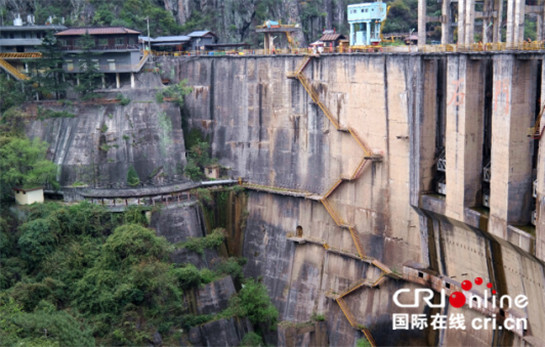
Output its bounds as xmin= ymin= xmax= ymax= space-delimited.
xmin=13 ymin=187 xmax=44 ymax=205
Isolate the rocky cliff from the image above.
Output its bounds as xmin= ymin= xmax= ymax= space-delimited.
xmin=23 ymin=76 xmax=186 ymax=188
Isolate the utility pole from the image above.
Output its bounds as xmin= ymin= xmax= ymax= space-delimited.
xmin=146 ymin=16 xmax=151 ymax=51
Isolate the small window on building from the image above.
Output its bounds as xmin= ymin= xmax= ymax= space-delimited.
xmin=92 ymin=59 xmax=100 ymax=69
xmin=361 ymin=9 xmax=364 ymax=12
xmin=99 ymin=38 xmax=108 ymax=47
xmin=66 ymin=59 xmax=74 ymax=71
xmin=108 ymin=59 xmax=116 ymax=71
xmin=296 ymin=225 xmax=303 ymax=237
xmin=116 ymin=37 xmax=125 ymax=46
xmin=418 ymin=272 xmax=424 ymax=278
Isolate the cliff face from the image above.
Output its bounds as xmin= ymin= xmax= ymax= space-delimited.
xmin=162 ymin=0 xmax=354 ymax=45
xmin=24 ymin=85 xmax=186 ymax=188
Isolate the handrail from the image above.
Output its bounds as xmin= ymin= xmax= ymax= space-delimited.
xmin=147 ymin=40 xmax=545 ymax=57
xmin=348 ymin=226 xmax=365 ymax=259
xmin=133 ymin=50 xmax=149 ymax=72
xmin=0 ymin=58 xmax=29 ymax=80
xmin=0 ymin=52 xmax=42 ymax=59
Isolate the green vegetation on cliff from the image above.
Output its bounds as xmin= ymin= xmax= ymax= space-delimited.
xmin=1 ymin=0 xmax=508 ymax=48
xmin=0 ymin=200 xmax=276 ymax=345
xmin=0 ymin=136 xmax=58 ymax=200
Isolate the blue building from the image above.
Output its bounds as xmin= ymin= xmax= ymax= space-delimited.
xmin=347 ymin=2 xmax=388 ymax=46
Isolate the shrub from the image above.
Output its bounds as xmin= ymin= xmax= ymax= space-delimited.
xmin=240 ymin=332 xmax=264 ymax=346
xmin=155 ymin=80 xmax=192 ymax=106
xmin=117 ymin=93 xmax=131 ymax=106
xmin=126 ymin=166 xmax=140 ymax=187
xmin=228 ymin=278 xmax=278 ymax=329
xmin=179 ymin=228 xmax=225 ymax=255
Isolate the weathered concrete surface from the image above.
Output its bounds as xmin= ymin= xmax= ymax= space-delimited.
xmin=196 ymin=276 xmax=236 ymax=315
xmin=277 ymin=321 xmax=328 ymax=347
xmin=168 ymin=53 xmax=545 ymax=346
xmin=192 ymin=317 xmax=251 ymax=347
xmin=445 ymin=55 xmax=485 ymax=220
xmin=150 ymin=202 xmax=208 ymax=265
xmin=489 ymin=55 xmax=536 ymax=236
xmin=170 ymin=55 xmax=423 ymax=264
xmin=24 ymin=86 xmax=186 ymax=187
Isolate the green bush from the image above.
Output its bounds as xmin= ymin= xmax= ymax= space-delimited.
xmin=311 ymin=312 xmax=325 ymax=321
xmin=179 ymin=228 xmax=225 ymax=255
xmin=117 ymin=93 xmax=131 ymax=106
xmin=357 ymin=337 xmax=373 ymax=347
xmin=155 ymin=80 xmax=192 ymax=106
xmin=213 ymin=257 xmax=247 ymax=282
xmin=0 ymin=136 xmax=58 ymax=200
xmin=123 ymin=206 xmax=148 ymax=226
xmin=126 ymin=165 xmax=140 ymax=187
xmin=240 ymin=331 xmax=264 ymax=346
xmin=228 ymin=278 xmax=278 ymax=329
xmin=185 ymin=139 xmax=217 ymax=181
xmin=17 ymin=218 xmax=57 ymax=267
xmin=0 ymin=294 xmax=94 ymax=346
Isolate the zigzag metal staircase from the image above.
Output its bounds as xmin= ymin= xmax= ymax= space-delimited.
xmin=288 ymin=54 xmax=390 ymax=347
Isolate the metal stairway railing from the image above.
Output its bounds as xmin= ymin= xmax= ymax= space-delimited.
xmin=336 ymin=296 xmax=377 ymax=347
xmin=288 ymin=55 xmax=313 ymax=77
xmin=287 ymin=55 xmax=387 ymax=347
xmin=0 ymin=58 xmax=29 ymax=80
xmin=133 ymin=50 xmax=150 ymax=72
xmin=0 ymin=52 xmax=42 ymax=59
xmin=528 ymin=103 xmax=545 ymax=139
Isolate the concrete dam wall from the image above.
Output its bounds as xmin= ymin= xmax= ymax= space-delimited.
xmin=163 ymin=53 xmax=545 ymax=346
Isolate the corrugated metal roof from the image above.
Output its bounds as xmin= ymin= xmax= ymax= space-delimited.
xmin=56 ymin=27 xmax=140 ymax=36
xmin=0 ymin=25 xmax=66 ymax=31
xmin=318 ymin=33 xmax=345 ymax=42
xmin=153 ymin=35 xmax=190 ymax=42
xmin=187 ymin=30 xmax=217 ymax=38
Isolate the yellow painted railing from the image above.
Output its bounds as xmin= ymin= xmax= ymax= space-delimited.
xmin=149 ymin=40 xmax=545 ymax=57
xmin=348 ymin=226 xmax=365 ymax=259
xmin=0 ymin=58 xmax=29 ymax=80
xmin=133 ymin=50 xmax=150 ymax=72
xmin=336 ymin=298 xmax=358 ymax=327
xmin=286 ymin=54 xmax=391 ymax=346
xmin=0 ymin=52 xmax=42 ymax=59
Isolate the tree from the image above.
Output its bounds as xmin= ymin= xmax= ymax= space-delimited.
xmin=0 ymin=136 xmax=58 ymax=200
xmin=228 ymin=278 xmax=278 ymax=329
xmin=72 ymin=224 xmax=185 ymax=343
xmin=30 ymin=32 xmax=67 ymax=100
xmin=126 ymin=165 xmax=140 ymax=187
xmin=0 ymin=295 xmax=94 ymax=346
xmin=75 ymin=34 xmax=103 ymax=99
xmin=0 ymin=76 xmax=27 ymax=114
